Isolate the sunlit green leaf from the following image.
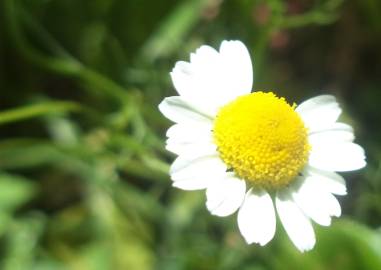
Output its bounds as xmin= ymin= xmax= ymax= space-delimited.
xmin=0 ymin=173 xmax=36 ymax=211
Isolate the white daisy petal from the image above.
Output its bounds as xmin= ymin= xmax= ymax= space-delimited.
xmin=291 ymin=176 xmax=341 ymax=226
xmin=170 ymin=60 xmax=213 ymax=109
xmin=166 ymin=140 xmax=217 ymax=159
xmin=309 ymin=122 xmax=353 ymax=134
xmin=170 ymin=61 xmax=193 ymax=98
xmin=276 ymin=190 xmax=316 ymax=252
xmin=172 ymin=179 xmax=210 ymax=191
xmin=218 ymin=40 xmax=253 ymax=98
xmin=296 ymin=95 xmax=342 ymax=131
xmin=170 ymin=155 xmax=226 ymax=190
xmin=189 ymin=45 xmax=220 ymax=68
xmin=309 ymin=122 xmax=354 ymax=144
xmin=309 ymin=142 xmax=366 ymax=172
xmin=165 ymin=122 xmax=216 ymax=158
xmin=170 ymin=46 xmax=224 ymax=114
xmin=237 ymin=189 xmax=276 ymax=246
xmin=206 ymin=173 xmax=246 ymax=217
xmin=158 ymin=96 xmax=212 ymax=124
xmin=166 ymin=122 xmax=213 ymax=143
xmin=170 ymin=154 xmax=225 ymax=177
xmin=170 ymin=41 xmax=253 ymax=115
xmin=303 ymin=166 xmax=347 ymax=195
xmin=296 ymin=95 xmax=338 ymax=115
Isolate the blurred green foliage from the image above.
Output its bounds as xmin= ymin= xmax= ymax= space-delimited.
xmin=0 ymin=0 xmax=381 ymax=269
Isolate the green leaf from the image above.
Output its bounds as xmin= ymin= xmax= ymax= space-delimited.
xmin=0 ymin=173 xmax=36 ymax=211
xmin=140 ymin=0 xmax=211 ymax=61
xmin=273 ymin=219 xmax=381 ymax=270
xmin=0 ymin=139 xmax=65 ymax=169
xmin=0 ymin=101 xmax=80 ymax=126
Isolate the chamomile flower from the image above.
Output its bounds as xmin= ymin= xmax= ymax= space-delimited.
xmin=158 ymin=40 xmax=366 ymax=252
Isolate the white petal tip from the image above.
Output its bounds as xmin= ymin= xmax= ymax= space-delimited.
xmin=172 ymin=181 xmax=204 ymax=191
xmin=209 ymin=210 xmax=224 ymax=217
xmin=319 ymin=219 xmax=332 ymax=227
xmin=208 ymin=205 xmax=236 ymax=217
xmin=206 ymin=175 xmax=246 ymax=217
xmin=339 ymin=190 xmax=348 ymax=196
xmin=299 ymin=244 xmax=315 ymax=253
xmin=295 ymin=236 xmax=316 ymax=253
xmin=237 ymin=189 xmax=276 ymax=248
xmin=241 ymin=236 xmax=270 ymax=246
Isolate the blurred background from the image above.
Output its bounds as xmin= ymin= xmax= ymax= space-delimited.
xmin=0 ymin=0 xmax=381 ymax=269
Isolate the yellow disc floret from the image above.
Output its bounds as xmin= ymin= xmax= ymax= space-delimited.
xmin=213 ymin=91 xmax=310 ymax=190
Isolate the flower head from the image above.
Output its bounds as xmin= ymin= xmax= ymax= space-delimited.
xmin=159 ymin=40 xmax=366 ymax=252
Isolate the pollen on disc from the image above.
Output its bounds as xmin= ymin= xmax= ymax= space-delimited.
xmin=213 ymin=91 xmax=310 ymax=189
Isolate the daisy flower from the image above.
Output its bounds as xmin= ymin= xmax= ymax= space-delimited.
xmin=158 ymin=40 xmax=366 ymax=252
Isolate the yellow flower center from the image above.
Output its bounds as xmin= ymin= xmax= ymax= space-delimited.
xmin=213 ymin=91 xmax=310 ymax=190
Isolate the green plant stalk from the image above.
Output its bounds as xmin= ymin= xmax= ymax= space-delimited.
xmin=0 ymin=101 xmax=80 ymax=125
xmin=3 ymin=0 xmax=130 ymax=104
xmin=140 ymin=0 xmax=211 ymax=61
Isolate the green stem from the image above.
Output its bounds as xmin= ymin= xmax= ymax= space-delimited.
xmin=4 ymin=0 xmax=130 ymax=103
xmin=0 ymin=101 xmax=80 ymax=125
